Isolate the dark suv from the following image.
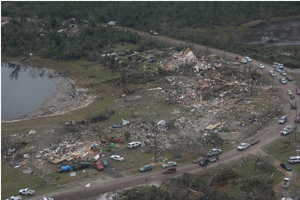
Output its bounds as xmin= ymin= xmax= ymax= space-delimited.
xmin=73 ymin=162 xmax=90 ymax=170
xmin=199 ymin=158 xmax=210 ymax=166
xmin=139 ymin=164 xmax=152 ymax=172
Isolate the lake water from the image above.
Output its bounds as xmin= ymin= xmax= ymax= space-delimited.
xmin=1 ymin=62 xmax=55 ymax=120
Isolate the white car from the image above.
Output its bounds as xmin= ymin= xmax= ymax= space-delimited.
xmin=239 ymin=59 xmax=247 ymax=64
xmin=257 ymin=64 xmax=265 ymax=69
xmin=220 ymin=91 xmax=228 ymax=97
xmin=280 ymin=71 xmax=287 ymax=76
xmin=127 ymin=141 xmax=141 ymax=149
xmin=19 ymin=188 xmax=35 ymax=196
xmin=6 ymin=196 xmax=22 ymax=200
xmin=206 ymin=148 xmax=222 ymax=157
xmin=111 ymin=155 xmax=124 ymax=161
xmin=237 ymin=143 xmax=250 ymax=151
xmin=287 ymin=90 xmax=293 ymax=95
xmin=245 ymin=57 xmax=252 ymax=62
xmin=162 ymin=161 xmax=177 ymax=168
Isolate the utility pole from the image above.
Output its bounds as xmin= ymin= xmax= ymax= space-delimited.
xmin=295 ymin=104 xmax=298 ymax=142
xmin=154 ymin=125 xmax=157 ymax=162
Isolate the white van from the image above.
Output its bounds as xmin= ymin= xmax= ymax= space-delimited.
xmin=287 ymin=156 xmax=300 ymax=164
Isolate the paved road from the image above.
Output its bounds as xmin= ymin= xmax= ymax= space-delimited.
xmin=30 ymin=28 xmax=299 ymax=200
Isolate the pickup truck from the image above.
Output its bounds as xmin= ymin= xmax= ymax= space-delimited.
xmin=19 ymin=188 xmax=35 ymax=196
xmin=281 ymin=125 xmax=294 ymax=136
xmin=281 ymin=178 xmax=291 ymax=188
xmin=162 ymin=161 xmax=177 ymax=168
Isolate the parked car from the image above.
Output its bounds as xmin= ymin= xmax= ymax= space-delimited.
xmin=239 ymin=59 xmax=247 ymax=64
xmin=295 ymin=115 xmax=300 ymax=123
xmin=206 ymin=148 xmax=222 ymax=157
xmin=162 ymin=167 xmax=177 ymax=174
xmin=139 ymin=164 xmax=152 ymax=172
xmin=278 ymin=116 xmax=287 ymax=124
xmin=279 ymin=78 xmax=287 ymax=84
xmin=280 ymin=162 xmax=292 ymax=171
xmin=286 ymin=76 xmax=293 ymax=81
xmin=280 ymin=125 xmax=294 ymax=136
xmin=41 ymin=196 xmax=54 ymax=200
xmin=102 ymin=159 xmax=109 ymax=167
xmin=269 ymin=70 xmax=276 ymax=77
xmin=6 ymin=196 xmax=22 ymax=200
xmin=274 ymin=67 xmax=281 ymax=73
xmin=237 ymin=143 xmax=250 ymax=151
xmin=199 ymin=158 xmax=210 ymax=166
xmin=280 ymin=71 xmax=287 ymax=76
xmin=73 ymin=162 xmax=90 ymax=171
xmin=257 ymin=63 xmax=265 ymax=69
xmin=162 ymin=161 xmax=177 ymax=168
xmin=148 ymin=57 xmax=157 ymax=63
xmin=281 ymin=178 xmax=291 ymax=188
xmin=127 ymin=141 xmax=141 ymax=149
xmin=245 ymin=57 xmax=252 ymax=62
xmin=220 ymin=91 xmax=229 ymax=97
xmin=19 ymin=188 xmax=35 ymax=196
xmin=92 ymin=161 xmax=104 ymax=171
xmin=281 ymin=198 xmax=293 ymax=200
xmin=287 ymin=90 xmax=293 ymax=95
xmin=291 ymin=102 xmax=297 ymax=109
xmin=111 ymin=155 xmax=124 ymax=161
xmin=287 ymin=156 xmax=300 ymax=164
xmin=296 ymin=87 xmax=300 ymax=95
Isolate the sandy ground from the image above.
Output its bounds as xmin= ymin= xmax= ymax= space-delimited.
xmin=2 ymin=68 xmax=95 ymax=123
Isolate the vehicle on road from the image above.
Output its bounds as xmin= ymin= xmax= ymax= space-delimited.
xmin=257 ymin=63 xmax=265 ymax=69
xmin=92 ymin=161 xmax=104 ymax=171
xmin=111 ymin=155 xmax=124 ymax=161
xmin=287 ymin=156 xmax=300 ymax=164
xmin=162 ymin=167 xmax=177 ymax=174
xmin=280 ymin=162 xmax=292 ymax=171
xmin=286 ymin=76 xmax=293 ymax=81
xmin=127 ymin=141 xmax=141 ymax=149
xmin=279 ymin=78 xmax=287 ymax=84
xmin=162 ymin=161 xmax=177 ymax=168
xmin=239 ymin=59 xmax=247 ymax=64
xmin=139 ymin=164 xmax=152 ymax=172
xmin=278 ymin=116 xmax=287 ymax=124
xmin=237 ymin=143 xmax=250 ymax=151
xmin=245 ymin=57 xmax=252 ymax=62
xmin=296 ymin=87 xmax=300 ymax=95
xmin=281 ymin=178 xmax=291 ymax=188
xmin=19 ymin=188 xmax=35 ymax=196
xmin=102 ymin=159 xmax=109 ymax=167
xmin=287 ymin=90 xmax=293 ymax=95
xmin=295 ymin=115 xmax=300 ymax=123
xmin=149 ymin=30 xmax=158 ymax=35
xmin=280 ymin=125 xmax=294 ymax=136
xmin=291 ymin=102 xmax=297 ymax=109
xmin=73 ymin=162 xmax=90 ymax=171
xmin=199 ymin=158 xmax=210 ymax=166
xmin=206 ymin=148 xmax=222 ymax=157
xmin=6 ymin=196 xmax=22 ymax=200
xmin=107 ymin=21 xmax=116 ymax=26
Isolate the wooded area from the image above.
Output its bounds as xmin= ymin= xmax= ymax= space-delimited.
xmin=2 ymin=2 xmax=300 ymax=66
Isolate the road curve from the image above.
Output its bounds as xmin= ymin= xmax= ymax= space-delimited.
xmin=30 ymin=28 xmax=299 ymax=200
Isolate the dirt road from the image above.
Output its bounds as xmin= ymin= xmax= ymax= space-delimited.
xmin=29 ymin=29 xmax=299 ymax=200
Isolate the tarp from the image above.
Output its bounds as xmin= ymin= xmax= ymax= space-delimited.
xmin=110 ymin=143 xmax=116 ymax=148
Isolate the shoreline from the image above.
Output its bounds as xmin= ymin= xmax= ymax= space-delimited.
xmin=2 ymin=67 xmax=95 ymax=123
